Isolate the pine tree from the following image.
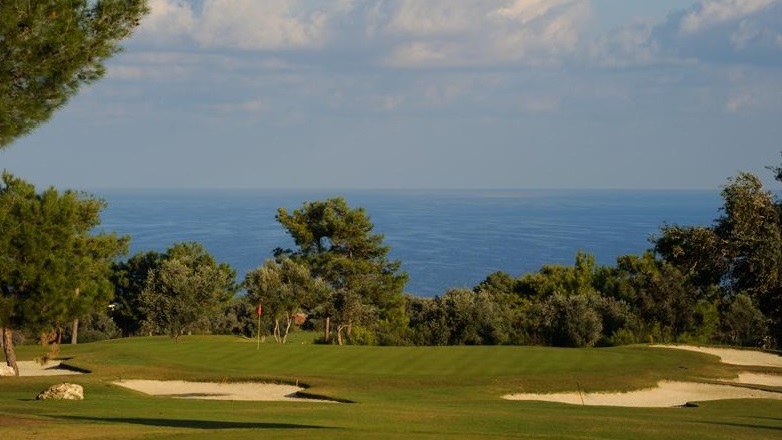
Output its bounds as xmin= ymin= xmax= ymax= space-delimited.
xmin=0 ymin=0 xmax=148 ymax=147
xmin=0 ymin=173 xmax=127 ymax=375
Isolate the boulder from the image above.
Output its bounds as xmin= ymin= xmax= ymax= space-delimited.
xmin=0 ymin=365 xmax=15 ymax=376
xmin=36 ymin=383 xmax=84 ymax=400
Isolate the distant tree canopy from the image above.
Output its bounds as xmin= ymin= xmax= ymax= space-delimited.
xmin=0 ymin=172 xmax=127 ymax=374
xmin=0 ymin=0 xmax=149 ymax=148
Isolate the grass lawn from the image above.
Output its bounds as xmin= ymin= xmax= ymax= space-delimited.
xmin=1 ymin=334 xmax=781 ymax=439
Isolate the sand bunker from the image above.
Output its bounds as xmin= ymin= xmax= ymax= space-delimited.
xmin=113 ymin=380 xmax=334 ymax=402
xmin=503 ymin=345 xmax=782 ymax=407
xmin=653 ymin=345 xmax=782 ymax=368
xmin=730 ymin=372 xmax=782 ymax=387
xmin=7 ymin=360 xmax=330 ymax=402
xmin=504 ymin=380 xmax=782 ymax=407
xmin=15 ymin=361 xmax=84 ymax=377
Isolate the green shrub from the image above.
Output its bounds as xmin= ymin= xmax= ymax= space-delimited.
xmin=539 ymin=294 xmax=603 ymax=347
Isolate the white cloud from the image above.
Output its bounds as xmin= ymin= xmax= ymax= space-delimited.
xmin=134 ymin=0 xmax=357 ymax=50
xmin=589 ymin=0 xmax=782 ymax=67
xmin=135 ymin=0 xmax=197 ymax=43
xmin=115 ymin=0 xmax=782 ymax=121
xmin=680 ymin=0 xmax=774 ymax=34
xmin=493 ymin=0 xmax=579 ymax=24
xmin=491 ymin=0 xmax=593 ymax=58
xmin=128 ymin=0 xmax=781 ymax=69
xmin=380 ymin=0 xmax=593 ymax=68
xmin=196 ymin=0 xmax=330 ymax=50
xmin=383 ymin=0 xmax=479 ymax=36
xmin=133 ymin=0 xmax=589 ymax=68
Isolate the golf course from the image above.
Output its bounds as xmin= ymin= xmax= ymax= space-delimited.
xmin=2 ymin=334 xmax=781 ymax=439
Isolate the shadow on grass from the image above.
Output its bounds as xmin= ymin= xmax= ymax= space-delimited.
xmin=52 ymin=415 xmax=334 ymax=430
xmin=56 ymin=362 xmax=92 ymax=374
xmin=700 ymin=421 xmax=782 ymax=433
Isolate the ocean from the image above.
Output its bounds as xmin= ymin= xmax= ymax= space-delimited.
xmin=95 ymin=189 xmax=722 ymax=297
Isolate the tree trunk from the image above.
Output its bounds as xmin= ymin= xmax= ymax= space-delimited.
xmin=71 ymin=318 xmax=79 ymax=345
xmin=336 ymin=322 xmax=351 ymax=346
xmin=282 ymin=312 xmax=292 ymax=344
xmin=71 ymin=288 xmax=80 ymax=344
xmin=336 ymin=325 xmax=344 ymax=346
xmin=324 ymin=316 xmax=331 ymax=343
xmin=2 ymin=327 xmax=18 ymax=376
xmin=273 ymin=318 xmax=281 ymax=344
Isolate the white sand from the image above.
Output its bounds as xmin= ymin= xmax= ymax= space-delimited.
xmin=16 ymin=361 xmax=84 ymax=377
xmin=113 ymin=380 xmax=333 ymax=402
xmin=729 ymin=372 xmax=782 ymax=387
xmin=503 ymin=345 xmax=782 ymax=407
xmin=653 ymin=345 xmax=782 ymax=368
xmin=504 ymin=380 xmax=782 ymax=407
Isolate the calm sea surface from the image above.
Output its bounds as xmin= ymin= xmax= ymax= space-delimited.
xmin=95 ymin=189 xmax=722 ymax=297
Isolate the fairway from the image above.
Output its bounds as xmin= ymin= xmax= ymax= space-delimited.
xmin=1 ymin=336 xmax=782 ymax=439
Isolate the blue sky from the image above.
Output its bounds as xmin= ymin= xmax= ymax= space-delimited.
xmin=2 ymin=0 xmax=782 ymax=190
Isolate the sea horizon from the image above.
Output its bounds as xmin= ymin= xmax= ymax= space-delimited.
xmin=94 ymin=188 xmax=723 ymax=297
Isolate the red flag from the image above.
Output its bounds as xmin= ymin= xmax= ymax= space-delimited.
xmin=256 ymin=302 xmax=262 ymax=316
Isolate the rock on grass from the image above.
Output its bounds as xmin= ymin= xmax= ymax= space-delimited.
xmin=36 ymin=383 xmax=84 ymax=400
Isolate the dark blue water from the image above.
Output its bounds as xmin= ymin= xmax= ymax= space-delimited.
xmin=94 ymin=189 xmax=722 ymax=297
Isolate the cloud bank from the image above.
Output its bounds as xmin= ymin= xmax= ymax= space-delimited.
xmin=134 ymin=0 xmax=781 ymax=68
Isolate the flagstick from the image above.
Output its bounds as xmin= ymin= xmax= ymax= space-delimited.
xmin=256 ymin=301 xmax=263 ymax=351
xmin=257 ymin=311 xmax=261 ymax=351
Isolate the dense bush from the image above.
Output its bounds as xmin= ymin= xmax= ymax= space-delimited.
xmin=719 ymin=294 xmax=768 ymax=346
xmin=536 ymin=294 xmax=603 ymax=348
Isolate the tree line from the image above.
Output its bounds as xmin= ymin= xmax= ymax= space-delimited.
xmin=4 ymin=161 xmax=782 ymax=375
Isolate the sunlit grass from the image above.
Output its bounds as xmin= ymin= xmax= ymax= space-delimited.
xmin=1 ymin=335 xmax=781 ymax=439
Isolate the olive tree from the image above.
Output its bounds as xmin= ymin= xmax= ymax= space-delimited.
xmin=244 ymin=258 xmax=322 ymax=344
xmin=533 ymin=294 xmax=603 ymax=348
xmin=716 ymin=173 xmax=782 ymax=298
xmin=655 ymin=170 xmax=782 ymax=346
xmin=138 ymin=243 xmax=236 ymax=342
